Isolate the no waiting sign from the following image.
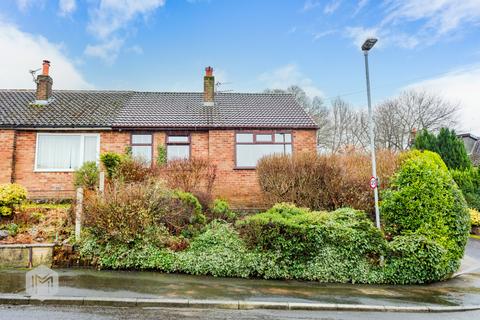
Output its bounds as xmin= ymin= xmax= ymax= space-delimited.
xmin=369 ymin=176 xmax=378 ymax=190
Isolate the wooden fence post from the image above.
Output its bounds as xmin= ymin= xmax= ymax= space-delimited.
xmin=99 ymin=171 xmax=105 ymax=194
xmin=75 ymin=187 xmax=83 ymax=241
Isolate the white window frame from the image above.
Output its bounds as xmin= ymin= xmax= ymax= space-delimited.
xmin=34 ymin=132 xmax=101 ymax=172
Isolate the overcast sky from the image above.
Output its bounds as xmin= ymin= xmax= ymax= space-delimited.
xmin=0 ymin=0 xmax=479 ymax=134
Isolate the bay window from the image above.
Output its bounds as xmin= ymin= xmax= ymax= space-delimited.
xmin=167 ymin=134 xmax=190 ymax=161
xmin=35 ymin=133 xmax=99 ymax=171
xmin=131 ymin=133 xmax=153 ymax=164
xmin=235 ymin=132 xmax=292 ymax=168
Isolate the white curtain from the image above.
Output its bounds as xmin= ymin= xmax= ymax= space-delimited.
xmin=37 ymin=135 xmax=81 ymax=170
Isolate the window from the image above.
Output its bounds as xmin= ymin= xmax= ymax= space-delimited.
xmin=167 ymin=134 xmax=190 ymax=161
xmin=131 ymin=133 xmax=152 ymax=164
xmin=35 ymin=133 xmax=99 ymax=171
xmin=235 ymin=132 xmax=292 ymax=168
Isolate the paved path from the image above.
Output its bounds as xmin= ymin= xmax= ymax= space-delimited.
xmin=458 ymin=238 xmax=480 ymax=274
xmin=1 ymin=305 xmax=480 ymax=320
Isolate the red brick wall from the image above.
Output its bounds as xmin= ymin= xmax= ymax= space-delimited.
xmin=7 ymin=128 xmax=317 ymax=207
xmin=207 ymin=129 xmax=317 ymax=209
xmin=0 ymin=130 xmax=15 ymax=184
xmin=13 ymin=130 xmax=130 ymax=199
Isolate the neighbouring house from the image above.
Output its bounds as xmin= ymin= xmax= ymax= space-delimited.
xmin=0 ymin=61 xmax=318 ymax=208
xmin=458 ymin=133 xmax=480 ymax=167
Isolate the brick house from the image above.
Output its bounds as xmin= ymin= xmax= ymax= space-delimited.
xmin=0 ymin=61 xmax=318 ymax=208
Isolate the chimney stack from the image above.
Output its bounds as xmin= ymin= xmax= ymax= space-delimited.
xmin=203 ymin=66 xmax=214 ymax=106
xmin=35 ymin=60 xmax=53 ymax=103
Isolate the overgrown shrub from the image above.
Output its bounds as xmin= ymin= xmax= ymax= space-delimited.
xmin=210 ymin=199 xmax=236 ymax=221
xmin=257 ymin=150 xmax=398 ymax=213
xmin=160 ymin=158 xmax=217 ymax=206
xmin=113 ymin=157 xmax=156 ymax=184
xmin=0 ymin=184 xmax=27 ymax=217
xmin=237 ymin=203 xmax=385 ymax=262
xmin=175 ymin=221 xmax=258 ymax=277
xmin=384 ymin=234 xmax=450 ymax=284
xmin=100 ymin=152 xmax=123 ymax=179
xmin=74 ymin=161 xmax=99 ymax=190
xmin=83 ymin=181 xmax=205 ymax=242
xmin=381 ymin=150 xmax=470 ymax=278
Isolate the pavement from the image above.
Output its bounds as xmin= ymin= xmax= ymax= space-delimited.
xmin=0 ymin=238 xmax=479 ymax=313
xmin=1 ymin=305 xmax=480 ymax=320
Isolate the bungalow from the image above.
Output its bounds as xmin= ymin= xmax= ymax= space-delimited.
xmin=0 ymin=61 xmax=318 ymax=208
xmin=458 ymin=133 xmax=480 ymax=167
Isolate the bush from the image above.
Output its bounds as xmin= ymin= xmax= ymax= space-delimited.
xmin=237 ymin=203 xmax=385 ymax=261
xmin=470 ymin=208 xmax=480 ymax=227
xmin=384 ymin=234 xmax=450 ymax=284
xmin=450 ymin=168 xmax=480 ymax=210
xmin=160 ymin=158 xmax=217 ymax=206
xmin=83 ymin=180 xmax=206 ymax=242
xmin=381 ymin=150 xmax=470 ymax=277
xmin=74 ymin=161 xmax=99 ymax=190
xmin=257 ymin=150 xmax=398 ymax=213
xmin=100 ymin=152 xmax=123 ymax=179
xmin=113 ymin=157 xmax=156 ymax=184
xmin=176 ymin=221 xmax=258 ymax=277
xmin=210 ymin=199 xmax=236 ymax=221
xmin=0 ymin=184 xmax=27 ymax=217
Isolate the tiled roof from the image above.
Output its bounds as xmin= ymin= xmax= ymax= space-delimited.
xmin=0 ymin=90 xmax=318 ymax=129
xmin=0 ymin=90 xmax=132 ymax=128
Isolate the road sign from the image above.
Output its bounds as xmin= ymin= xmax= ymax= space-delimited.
xmin=369 ymin=176 xmax=378 ymax=190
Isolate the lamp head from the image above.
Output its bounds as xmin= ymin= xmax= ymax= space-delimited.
xmin=362 ymin=38 xmax=378 ymax=51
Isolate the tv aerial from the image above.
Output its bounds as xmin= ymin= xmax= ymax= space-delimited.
xmin=215 ymin=81 xmax=233 ymax=93
xmin=29 ymin=68 xmax=41 ymax=83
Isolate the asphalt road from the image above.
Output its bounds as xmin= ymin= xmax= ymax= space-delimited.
xmin=1 ymin=305 xmax=479 ymax=320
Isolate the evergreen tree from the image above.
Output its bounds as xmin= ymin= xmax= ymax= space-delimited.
xmin=436 ymin=128 xmax=472 ymax=170
xmin=413 ymin=129 xmax=439 ymax=153
xmin=413 ymin=128 xmax=472 ymax=170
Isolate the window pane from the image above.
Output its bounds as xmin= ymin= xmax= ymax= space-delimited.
xmin=256 ymin=134 xmax=272 ymax=142
xmin=167 ymin=145 xmax=190 ymax=160
xmin=132 ymin=134 xmax=152 ymax=144
xmin=236 ymin=133 xmax=253 ymax=143
xmin=132 ymin=146 xmax=152 ymax=164
xmin=285 ymin=144 xmax=292 ymax=154
xmin=284 ymin=134 xmax=292 ymax=143
xmin=84 ymin=136 xmax=98 ymax=162
xmin=236 ymin=144 xmax=286 ymax=167
xmin=275 ymin=134 xmax=284 ymax=143
xmin=168 ymin=136 xmax=189 ymax=143
xmin=37 ymin=135 xmax=81 ymax=170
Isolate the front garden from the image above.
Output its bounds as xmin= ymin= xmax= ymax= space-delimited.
xmin=1 ymin=135 xmax=478 ymax=285
xmin=77 ymin=148 xmax=470 ymax=285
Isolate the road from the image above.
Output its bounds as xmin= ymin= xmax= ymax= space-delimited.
xmin=0 ymin=305 xmax=479 ymax=320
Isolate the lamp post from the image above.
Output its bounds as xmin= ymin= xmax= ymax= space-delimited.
xmin=362 ymin=38 xmax=381 ymax=230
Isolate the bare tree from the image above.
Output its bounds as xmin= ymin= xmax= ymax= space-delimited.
xmin=264 ymin=86 xmax=330 ymax=148
xmin=374 ymin=90 xmax=459 ymax=150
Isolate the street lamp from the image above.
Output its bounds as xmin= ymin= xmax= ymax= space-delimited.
xmin=362 ymin=37 xmax=381 ymax=230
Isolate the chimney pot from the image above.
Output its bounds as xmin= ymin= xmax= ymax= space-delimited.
xmin=205 ymin=66 xmax=213 ymax=77
xmin=42 ymin=60 xmax=50 ymax=76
